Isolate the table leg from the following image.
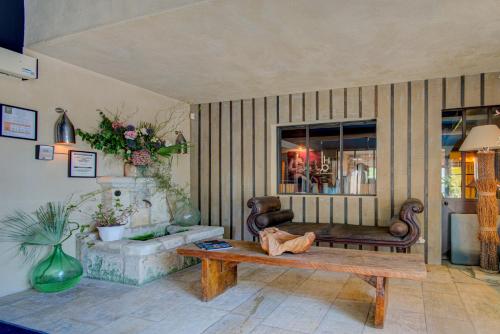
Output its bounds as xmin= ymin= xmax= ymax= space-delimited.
xmin=357 ymin=275 xmax=388 ymax=328
xmin=201 ymin=258 xmax=238 ymax=301
xmin=373 ymin=276 xmax=388 ymax=328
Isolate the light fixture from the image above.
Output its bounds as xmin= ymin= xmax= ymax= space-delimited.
xmin=54 ymin=107 xmax=75 ymax=144
xmin=460 ymin=124 xmax=500 ymax=272
xmin=175 ymin=130 xmax=187 ymax=154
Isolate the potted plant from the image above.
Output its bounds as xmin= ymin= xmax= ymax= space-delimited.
xmin=76 ymin=110 xmax=188 ymax=176
xmin=0 ymin=195 xmax=96 ymax=293
xmin=93 ymin=198 xmax=137 ymax=241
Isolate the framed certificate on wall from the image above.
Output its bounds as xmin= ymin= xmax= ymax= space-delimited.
xmin=68 ymin=150 xmax=97 ymax=178
xmin=0 ymin=104 xmax=37 ymax=140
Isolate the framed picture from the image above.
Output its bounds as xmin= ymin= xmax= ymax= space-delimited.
xmin=0 ymin=104 xmax=37 ymax=141
xmin=35 ymin=145 xmax=54 ymax=160
xmin=68 ymin=150 xmax=97 ymax=178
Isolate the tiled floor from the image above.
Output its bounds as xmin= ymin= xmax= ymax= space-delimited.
xmin=1 ymin=263 xmax=499 ymax=334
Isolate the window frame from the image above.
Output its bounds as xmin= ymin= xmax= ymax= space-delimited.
xmin=276 ymin=119 xmax=377 ymax=196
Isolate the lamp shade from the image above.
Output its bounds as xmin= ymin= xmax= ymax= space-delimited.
xmin=459 ymin=124 xmax=500 ymax=151
xmin=54 ymin=108 xmax=76 ymax=144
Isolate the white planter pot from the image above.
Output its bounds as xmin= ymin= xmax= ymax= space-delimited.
xmin=97 ymin=225 xmax=126 ymax=242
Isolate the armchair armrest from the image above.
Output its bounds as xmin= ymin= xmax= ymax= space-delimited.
xmin=246 ymin=196 xmax=294 ymax=237
xmin=395 ymin=198 xmax=424 ymax=245
xmin=255 ymin=210 xmax=294 ymax=229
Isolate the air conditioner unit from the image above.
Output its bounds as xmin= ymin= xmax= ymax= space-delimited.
xmin=0 ymin=47 xmax=38 ymax=80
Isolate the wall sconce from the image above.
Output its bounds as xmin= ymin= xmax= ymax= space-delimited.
xmin=54 ymin=107 xmax=75 ymax=144
xmin=175 ymin=130 xmax=187 ymax=154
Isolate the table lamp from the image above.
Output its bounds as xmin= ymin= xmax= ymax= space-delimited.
xmin=460 ymin=124 xmax=500 ymax=272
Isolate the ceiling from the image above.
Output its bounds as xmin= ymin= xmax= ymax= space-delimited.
xmin=25 ymin=0 xmax=500 ymax=104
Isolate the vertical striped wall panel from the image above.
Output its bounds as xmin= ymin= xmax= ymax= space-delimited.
xmin=190 ymin=71 xmax=500 ymax=264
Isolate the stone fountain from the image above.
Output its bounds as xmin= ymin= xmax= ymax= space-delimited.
xmin=76 ymin=177 xmax=223 ymax=285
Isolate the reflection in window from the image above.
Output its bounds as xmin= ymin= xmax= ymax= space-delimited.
xmin=278 ymin=121 xmax=376 ymax=195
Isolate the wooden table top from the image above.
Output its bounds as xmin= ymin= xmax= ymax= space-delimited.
xmin=177 ymin=240 xmax=427 ymax=280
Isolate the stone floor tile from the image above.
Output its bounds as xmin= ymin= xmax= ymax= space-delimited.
xmin=202 ymin=280 xmax=266 ymax=311
xmin=337 ymin=276 xmax=375 ymax=302
xmin=314 ymin=300 xmax=370 ymax=334
xmin=63 ymin=287 xmax=163 ymax=327
xmin=292 ymin=276 xmax=343 ymax=302
xmin=307 ymin=270 xmax=350 ymax=283
xmin=388 ymin=283 xmax=423 ymax=298
xmin=140 ymin=303 xmax=227 ymax=334
xmin=250 ymin=324 xmax=307 ymax=334
xmin=425 ymin=265 xmax=453 ymax=283
xmin=231 ymin=287 xmax=288 ymax=319
xmin=389 ymin=277 xmax=423 ymax=288
xmin=472 ymin=319 xmax=500 ymax=334
xmin=426 ymin=316 xmax=475 ymax=334
xmin=448 ymin=267 xmax=485 ymax=284
xmin=387 ymin=291 xmax=424 ymax=314
xmin=15 ymin=311 xmax=98 ymax=334
xmin=364 ymin=309 xmax=426 ymax=334
xmin=239 ymin=265 xmax=288 ymax=283
xmin=267 ymin=268 xmax=314 ymax=291
xmin=91 ymin=316 xmax=155 ymax=334
xmin=459 ymin=294 xmax=500 ymax=322
xmin=202 ymin=313 xmax=262 ymax=334
xmin=423 ymin=291 xmax=469 ymax=320
xmin=455 ymin=282 xmax=500 ymax=300
xmin=262 ymin=295 xmax=330 ymax=333
xmin=166 ymin=263 xmax=202 ymax=283
xmin=0 ymin=305 xmax=37 ymax=322
xmin=129 ymin=297 xmax=179 ymax=322
xmin=422 ymin=281 xmax=458 ymax=295
xmin=0 ymin=290 xmax=39 ymax=307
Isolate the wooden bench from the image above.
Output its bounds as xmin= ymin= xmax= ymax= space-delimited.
xmin=177 ymin=240 xmax=426 ymax=328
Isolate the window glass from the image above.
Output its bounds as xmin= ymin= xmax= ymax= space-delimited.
xmin=309 ymin=124 xmax=341 ymax=194
xmin=441 ymin=110 xmax=463 ymax=198
xmin=279 ymin=126 xmax=307 ymax=193
xmin=277 ymin=120 xmax=376 ymax=195
xmin=342 ymin=122 xmax=377 ymax=195
xmin=464 ymin=108 xmax=487 ymax=199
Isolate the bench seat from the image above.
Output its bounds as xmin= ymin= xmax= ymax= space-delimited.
xmin=246 ymin=197 xmax=424 ymax=251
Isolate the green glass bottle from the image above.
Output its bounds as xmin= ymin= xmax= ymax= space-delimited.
xmin=31 ymin=244 xmax=83 ymax=293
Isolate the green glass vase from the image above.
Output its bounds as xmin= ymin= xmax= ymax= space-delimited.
xmin=31 ymin=244 xmax=83 ymax=293
xmin=173 ymin=202 xmax=201 ymax=226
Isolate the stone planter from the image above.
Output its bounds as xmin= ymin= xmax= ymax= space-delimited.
xmin=77 ymin=225 xmax=224 ymax=285
xmin=97 ymin=225 xmax=126 ymax=242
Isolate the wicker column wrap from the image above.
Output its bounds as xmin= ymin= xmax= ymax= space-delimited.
xmin=476 ymin=151 xmax=499 ymax=272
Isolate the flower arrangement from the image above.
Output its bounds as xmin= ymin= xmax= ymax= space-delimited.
xmin=76 ymin=111 xmax=187 ymax=167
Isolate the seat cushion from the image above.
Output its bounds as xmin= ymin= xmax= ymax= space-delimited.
xmin=276 ymin=222 xmax=404 ymax=243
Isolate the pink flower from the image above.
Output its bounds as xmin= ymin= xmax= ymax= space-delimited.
xmin=111 ymin=121 xmax=124 ymax=129
xmin=131 ymin=149 xmax=152 ymax=166
xmin=124 ymin=130 xmax=137 ymax=140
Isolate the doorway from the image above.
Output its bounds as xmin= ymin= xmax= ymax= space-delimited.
xmin=441 ymin=105 xmax=500 ymax=260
